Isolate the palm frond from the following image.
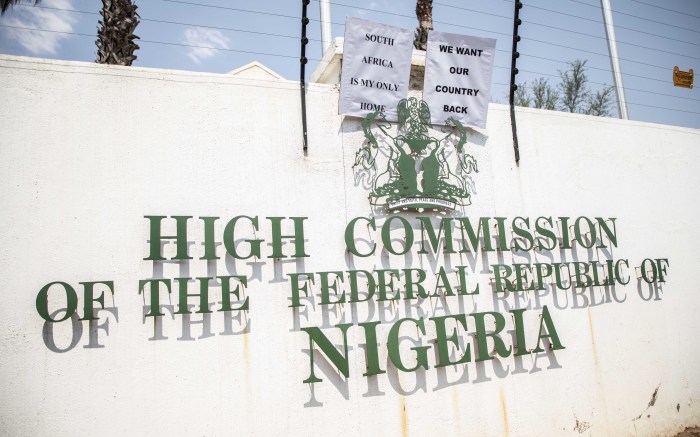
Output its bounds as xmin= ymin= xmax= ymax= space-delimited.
xmin=1 ymin=0 xmax=40 ymax=15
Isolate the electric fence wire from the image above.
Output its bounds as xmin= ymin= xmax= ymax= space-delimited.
xmin=500 ymin=0 xmax=700 ymax=35
xmin=2 ymin=2 xmax=698 ymax=115
xmin=0 ymin=56 xmax=340 ymax=94
xmin=433 ymin=0 xmax=700 ymax=49
xmin=508 ymin=2 xmax=700 ymax=47
xmin=21 ymin=1 xmax=700 ymax=56
xmin=629 ymin=0 xmax=700 ymax=20
xmin=567 ymin=0 xmax=700 ymax=34
xmin=13 ymin=2 xmax=695 ymax=72
xmin=4 ymin=3 xmax=322 ymax=41
xmin=309 ymin=0 xmax=700 ymax=53
xmin=0 ymin=59 xmax=700 ymax=115
xmin=308 ymin=0 xmax=700 ymax=42
xmin=318 ymin=2 xmax=697 ymax=70
xmin=3 ymin=22 xmax=698 ymax=111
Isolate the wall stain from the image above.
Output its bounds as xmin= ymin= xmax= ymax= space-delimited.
xmin=452 ymin=387 xmax=461 ymax=435
xmin=242 ymin=324 xmax=251 ymax=396
xmin=649 ymin=386 xmax=659 ymax=407
xmin=500 ymin=387 xmax=510 ymax=436
xmin=587 ymin=307 xmax=611 ymax=431
xmin=574 ymin=416 xmax=591 ymax=434
xmin=633 ymin=383 xmax=661 ymax=421
xmin=400 ymin=395 xmax=409 ymax=437
xmin=586 ymin=307 xmax=599 ymax=369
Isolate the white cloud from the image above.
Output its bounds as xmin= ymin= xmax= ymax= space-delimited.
xmin=356 ymin=1 xmax=390 ymax=18
xmin=356 ymin=2 xmax=376 ymax=17
xmin=1 ymin=0 xmax=78 ymax=55
xmin=181 ymin=27 xmax=231 ymax=64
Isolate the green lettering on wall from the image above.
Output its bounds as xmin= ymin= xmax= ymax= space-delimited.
xmin=359 ymin=321 xmax=386 ymax=376
xmin=431 ymin=314 xmax=471 ymax=367
xmin=36 ymin=281 xmax=78 ymax=323
xmin=302 ymin=323 xmax=352 ymax=383
xmin=376 ymin=269 xmax=400 ymax=301
xmin=175 ymin=277 xmax=212 ymax=315
xmin=319 ymin=271 xmax=346 ymax=305
xmin=345 ymin=216 xmax=376 ymax=257
xmin=387 ymin=318 xmax=430 ymax=372
xmin=574 ymin=216 xmax=596 ymax=249
xmin=492 ymin=264 xmax=515 ymax=292
xmin=510 ymin=308 xmax=529 ymax=356
xmin=288 ymin=273 xmax=315 ymax=308
xmin=138 ymin=278 xmax=172 ymax=317
xmin=79 ymin=280 xmax=114 ymax=321
xmin=473 ymin=311 xmax=512 ymax=361
xmin=348 ymin=270 xmax=376 ymax=302
xmin=434 ymin=266 xmax=455 ymax=296
xmin=512 ymin=217 xmax=534 ymax=252
xmin=200 ymin=216 xmax=219 ymax=260
xmin=381 ymin=216 xmax=414 ymax=255
xmin=219 ymin=275 xmax=248 ymax=312
xmin=144 ymin=215 xmax=192 ymax=260
xmin=532 ymin=305 xmax=565 ymax=352
xmin=268 ymin=217 xmax=309 ymax=259
xmin=596 ymin=217 xmax=617 ymax=248
xmin=418 ymin=217 xmax=455 ymax=254
xmin=535 ymin=216 xmax=557 ymax=251
xmin=223 ymin=216 xmax=262 ymax=259
xmin=458 ymin=217 xmax=493 ymax=252
xmin=403 ymin=268 xmax=429 ymax=299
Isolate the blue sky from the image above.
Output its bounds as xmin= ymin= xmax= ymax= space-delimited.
xmin=1 ymin=0 xmax=698 ymax=129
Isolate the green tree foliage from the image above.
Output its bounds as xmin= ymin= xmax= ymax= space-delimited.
xmin=515 ymin=59 xmax=614 ymax=117
xmin=558 ymin=59 xmax=589 ymax=113
xmin=513 ymin=82 xmax=532 ymax=108
xmin=532 ymin=77 xmax=559 ymax=110
xmin=586 ymin=86 xmax=614 ymax=116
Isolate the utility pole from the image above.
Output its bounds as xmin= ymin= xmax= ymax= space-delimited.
xmin=319 ymin=0 xmax=332 ymax=55
xmin=600 ymin=0 xmax=629 ymax=119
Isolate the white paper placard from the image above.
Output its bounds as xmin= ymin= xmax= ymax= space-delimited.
xmin=339 ymin=17 xmax=414 ymax=121
xmin=423 ymin=31 xmax=497 ymax=128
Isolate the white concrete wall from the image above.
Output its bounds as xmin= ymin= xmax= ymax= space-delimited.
xmin=1 ymin=54 xmax=699 ymax=437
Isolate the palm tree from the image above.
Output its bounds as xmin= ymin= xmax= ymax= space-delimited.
xmin=414 ymin=0 xmax=433 ymax=51
xmin=95 ymin=0 xmax=140 ymax=66
xmin=1 ymin=0 xmax=40 ymax=15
